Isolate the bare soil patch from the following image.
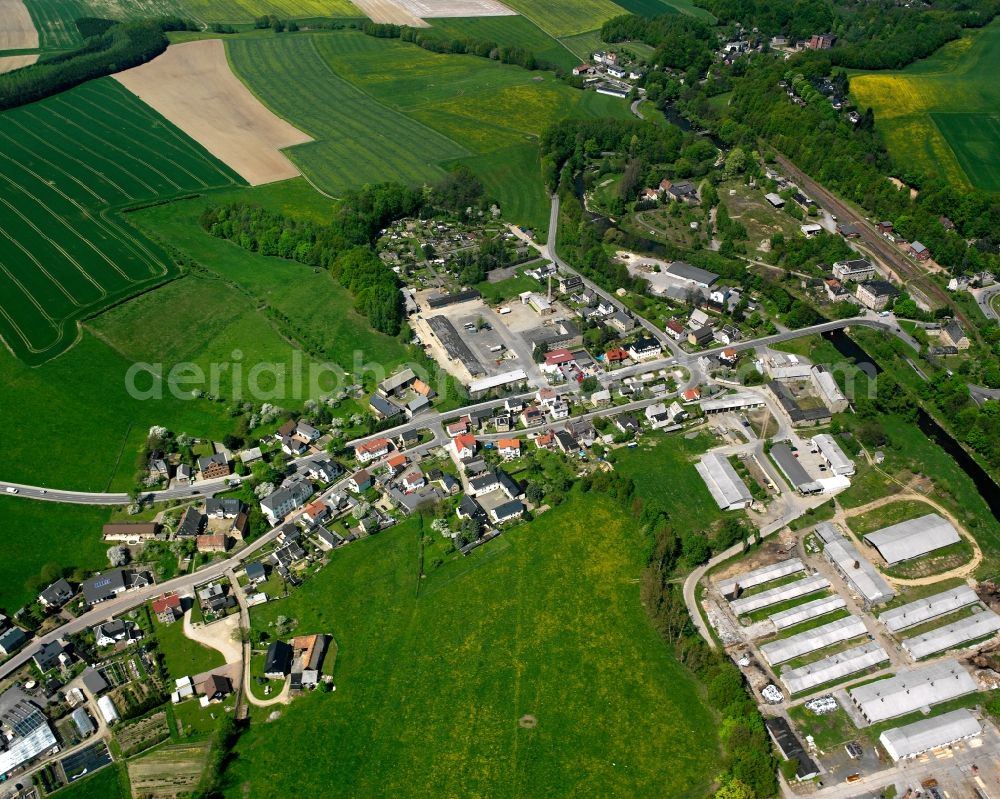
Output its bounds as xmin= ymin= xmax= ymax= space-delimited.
xmin=353 ymin=0 xmax=513 ymax=24
xmin=0 ymin=0 xmax=38 ymax=50
xmin=518 ymin=713 xmax=537 ymax=728
xmin=351 ymin=0 xmax=428 ymax=25
xmin=127 ymin=740 xmax=212 ymax=799
xmin=0 ymin=54 xmax=37 ymax=74
xmin=113 ymin=39 xmax=312 ymax=186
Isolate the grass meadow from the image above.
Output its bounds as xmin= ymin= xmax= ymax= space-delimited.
xmin=498 ymin=0 xmax=627 ymax=37
xmin=0 ymin=497 xmax=112 ymax=611
xmin=428 ymin=16 xmax=579 ymax=72
xmin=153 ymin=616 xmax=225 ymax=678
xmin=49 ymin=765 xmax=131 ymax=799
xmin=850 ymin=19 xmax=1000 ymax=191
xmin=228 ymin=31 xmax=631 ymax=231
xmin=226 ymin=495 xmax=718 ymax=798
xmin=0 ymin=77 xmax=241 ymax=363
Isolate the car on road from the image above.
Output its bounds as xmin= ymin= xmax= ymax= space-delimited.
xmin=5 ymin=486 xmax=17 ymax=494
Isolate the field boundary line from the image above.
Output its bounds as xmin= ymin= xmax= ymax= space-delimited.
xmin=307 ymin=34 xmax=474 ymax=158
xmin=0 ymin=213 xmax=82 ymax=307
xmin=0 ymin=124 xmax=110 ymax=203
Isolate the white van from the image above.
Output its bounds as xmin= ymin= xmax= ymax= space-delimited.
xmin=5 ymin=486 xmax=18 ymax=494
xmin=499 ymin=307 xmax=511 ymax=315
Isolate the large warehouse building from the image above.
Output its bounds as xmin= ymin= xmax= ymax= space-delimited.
xmin=847 ymin=660 xmax=977 ymax=724
xmin=696 ymin=453 xmax=753 ymax=511
xmin=879 ymin=585 xmax=980 ymax=633
xmin=717 ymin=558 xmax=805 ymax=598
xmin=770 ymin=595 xmax=847 ymax=631
xmin=863 ymin=513 xmax=961 ymax=565
xmin=781 ymin=641 xmax=888 ymax=696
xmin=811 ymin=433 xmax=855 ymax=476
xmin=729 ymin=575 xmax=830 ymax=616
xmin=816 ymin=522 xmax=895 ymax=607
xmin=760 ymin=615 xmax=867 ymax=666
xmin=879 ymin=709 xmax=981 ymax=761
xmin=901 ymin=609 xmax=1000 ymax=659
xmin=770 ymin=442 xmax=822 ymax=495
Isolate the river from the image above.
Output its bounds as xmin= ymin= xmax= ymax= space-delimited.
xmin=825 ymin=329 xmax=1000 ymax=522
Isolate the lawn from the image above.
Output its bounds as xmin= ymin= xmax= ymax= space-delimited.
xmin=0 ymin=77 xmax=241 ymax=363
xmin=850 ymin=19 xmax=1000 ymax=191
xmin=475 ymin=270 xmax=541 ymax=304
xmin=153 ymin=617 xmax=226 ymax=679
xmin=429 ymin=16 xmax=579 ymax=72
xmin=0 ymin=497 xmax=112 ymax=612
xmin=846 ymin=498 xmax=939 ymax=537
xmin=49 ymin=764 xmax=130 ymax=799
xmin=225 ymin=495 xmax=719 ymax=798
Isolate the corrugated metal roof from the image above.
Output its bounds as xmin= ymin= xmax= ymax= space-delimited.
xmin=812 ymin=433 xmax=854 ymax=475
xmin=879 ymin=585 xmax=980 ymax=632
xmin=771 ymin=443 xmax=821 ymax=493
xmin=848 ymin=659 xmax=977 ymax=723
xmin=771 ymin=595 xmax=847 ymax=630
xmin=902 ymin=609 xmax=1000 ymax=659
xmin=782 ymin=641 xmax=888 ymax=695
xmin=880 ymin=708 xmax=980 ymax=761
xmin=695 ymin=453 xmax=752 ymax=510
xmin=730 ymin=575 xmax=830 ymax=616
xmin=863 ymin=513 xmax=961 ymax=565
xmin=760 ymin=615 xmax=867 ymax=666
xmin=716 ymin=558 xmax=805 ymax=597
xmin=823 ymin=535 xmax=895 ymax=605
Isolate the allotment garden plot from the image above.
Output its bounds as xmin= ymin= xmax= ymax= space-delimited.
xmin=0 ymin=77 xmax=241 ymax=363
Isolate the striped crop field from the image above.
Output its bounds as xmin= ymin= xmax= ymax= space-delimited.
xmin=851 ymin=19 xmax=1000 ymax=192
xmin=428 ymin=15 xmax=580 ymax=72
xmin=229 ymin=30 xmax=630 ymax=231
xmin=0 ymin=77 xmax=241 ymax=363
xmin=498 ymin=0 xmax=627 ymax=37
xmin=226 ymin=34 xmax=470 ymax=194
xmin=24 ymin=0 xmax=360 ymax=50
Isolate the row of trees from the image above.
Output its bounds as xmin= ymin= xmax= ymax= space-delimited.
xmin=361 ymin=22 xmax=555 ymax=72
xmin=0 ymin=17 xmax=197 ymax=110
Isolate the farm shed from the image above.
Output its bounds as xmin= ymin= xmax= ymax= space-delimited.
xmin=847 ymin=659 xmax=977 ymax=723
xmin=760 ymin=615 xmax=867 ymax=666
xmin=781 ymin=641 xmax=888 ymax=695
xmin=770 ymin=595 xmax=846 ymax=630
xmin=880 ymin=709 xmax=980 ymax=761
xmin=863 ymin=513 xmax=961 ymax=564
xmin=729 ymin=575 xmax=830 ymax=616
xmin=901 ymin=609 xmax=1000 ymax=659
xmin=716 ymin=558 xmax=805 ymax=597
xmin=878 ymin=585 xmax=980 ymax=633
xmin=695 ymin=453 xmax=753 ymax=511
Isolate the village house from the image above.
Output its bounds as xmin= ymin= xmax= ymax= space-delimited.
xmin=681 ymin=387 xmax=701 ymax=402
xmin=348 ymin=469 xmax=372 ymax=493
xmin=665 ymin=319 xmax=685 ymax=340
xmin=606 ymin=311 xmax=636 ymax=334
xmin=688 ymin=326 xmax=715 ymax=347
xmin=498 ymin=439 xmax=521 ymax=460
xmin=281 ymin=435 xmax=308 ymax=457
xmin=402 ymin=470 xmax=426 ymax=492
xmin=94 ymin=619 xmax=143 ymax=648
xmin=452 ymin=433 xmax=477 ymax=461
xmin=38 ymin=579 xmax=74 ymax=609
xmin=534 ymin=431 xmax=555 ymax=450
xmin=856 ymin=280 xmax=900 ymax=311
xmin=445 ymin=418 xmax=470 ymax=437
xmin=301 ymin=500 xmax=330 ymax=526
xmin=385 ymin=453 xmax=407 ymax=476
xmin=176 ymin=507 xmax=205 ymax=539
xmin=260 ymin=477 xmax=313 ymax=524
xmin=206 ymin=498 xmax=242 ymax=519
xmin=520 ymin=405 xmax=544 ymax=427
xmin=305 ymin=459 xmax=340 ymax=484
xmin=719 ymin=347 xmax=739 ymax=365
xmin=198 ymin=453 xmax=230 ymax=480
xmin=940 ymin=320 xmax=970 ymax=350
xmin=909 ymin=240 xmax=931 ymax=261
xmin=151 ymin=593 xmax=182 ymax=624
xmin=355 ymin=437 xmax=390 ymax=463
xmin=628 ymin=337 xmax=661 ymax=361
xmin=239 ymin=447 xmax=263 ymax=466
xmin=196 ymin=534 xmax=228 ymax=554
xmin=490 ymin=500 xmax=525 ymax=525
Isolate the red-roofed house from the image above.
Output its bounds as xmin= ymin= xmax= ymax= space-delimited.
xmin=302 ymin=500 xmax=330 ymax=525
xmin=535 ymin=431 xmax=555 ymax=450
xmin=385 ymin=453 xmax=407 ymax=475
xmin=720 ymin=348 xmax=738 ymax=365
xmin=402 ymin=470 xmax=426 ymax=492
xmin=446 ymin=418 xmax=469 ymax=437
xmin=681 ymin=388 xmax=701 ymax=402
xmin=542 ymin=348 xmax=575 ymax=374
xmin=535 ymin=387 xmax=558 ymax=408
xmin=606 ymin=348 xmax=630 ymax=364
xmin=196 ymin=534 xmax=228 ymax=554
xmin=355 ymin=437 xmax=390 ymax=463
xmin=498 ymin=439 xmax=521 ymax=459
xmin=665 ymin=319 xmax=685 ymax=340
xmin=452 ymin=434 xmax=477 ymax=460
xmin=151 ymin=593 xmax=181 ymax=624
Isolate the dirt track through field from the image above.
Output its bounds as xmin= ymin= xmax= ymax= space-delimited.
xmin=0 ymin=0 xmax=38 ymax=50
xmin=0 ymin=53 xmax=37 ymax=73
xmin=113 ymin=39 xmax=312 ymax=186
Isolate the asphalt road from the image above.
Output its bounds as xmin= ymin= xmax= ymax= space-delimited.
xmin=974 ymin=283 xmax=1000 ymax=321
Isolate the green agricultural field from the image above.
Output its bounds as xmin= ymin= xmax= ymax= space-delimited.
xmin=499 ymin=0 xmax=627 ymax=37
xmin=228 ymin=31 xmax=630 ymax=230
xmin=558 ymin=29 xmax=606 ymax=62
xmin=429 ymin=16 xmax=579 ymax=72
xmin=0 ymin=332 xmax=235 ymax=493
xmin=227 ymin=496 xmax=718 ymax=798
xmin=850 ymin=20 xmax=1000 ymax=191
xmin=23 ymin=0 xmax=360 ymax=49
xmin=0 ymin=77 xmax=241 ymax=363
xmin=226 ymin=34 xmax=470 ymax=194
xmin=0 ymin=497 xmax=112 ymax=612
